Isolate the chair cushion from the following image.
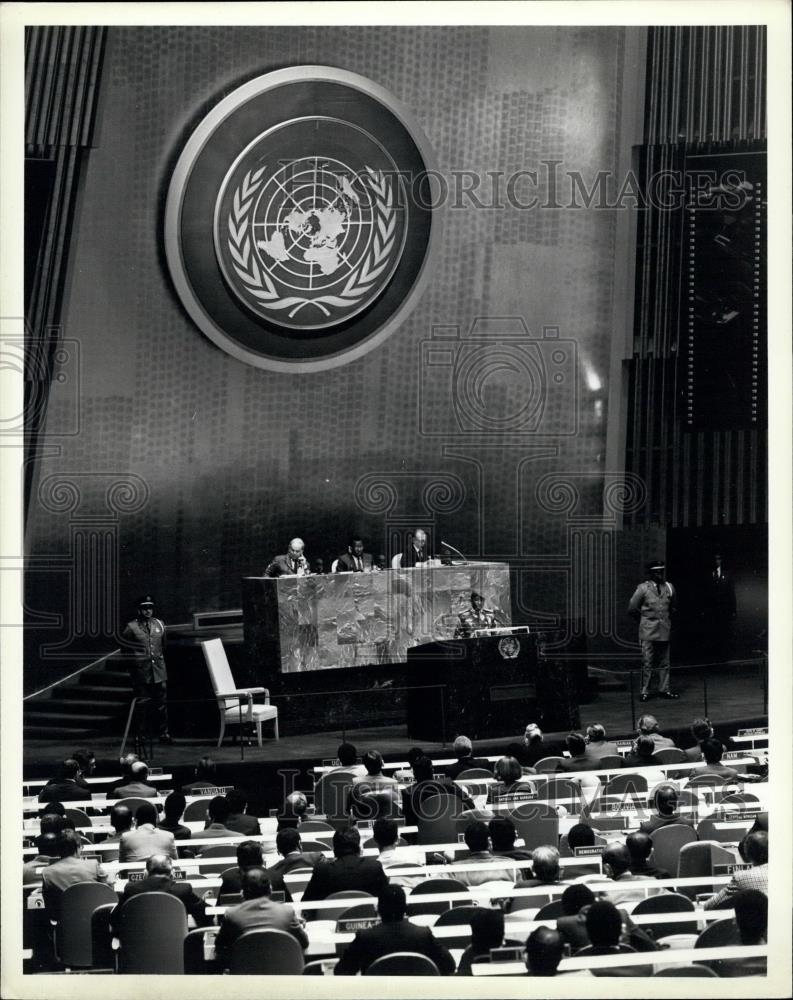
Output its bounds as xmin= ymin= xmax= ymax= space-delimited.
xmin=222 ymin=703 xmax=278 ymax=722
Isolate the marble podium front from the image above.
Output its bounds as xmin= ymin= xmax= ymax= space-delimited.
xmin=242 ymin=563 xmax=511 ymax=678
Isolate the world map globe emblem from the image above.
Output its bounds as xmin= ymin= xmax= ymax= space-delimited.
xmin=215 ymin=119 xmax=410 ymax=332
xmin=168 ymin=70 xmax=438 ymax=369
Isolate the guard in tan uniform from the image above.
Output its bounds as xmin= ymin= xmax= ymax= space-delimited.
xmin=123 ymin=595 xmax=172 ymax=743
xmin=628 ymin=561 xmax=679 ymax=702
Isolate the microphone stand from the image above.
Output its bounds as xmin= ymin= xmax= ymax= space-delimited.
xmin=440 ymin=541 xmax=469 ymax=565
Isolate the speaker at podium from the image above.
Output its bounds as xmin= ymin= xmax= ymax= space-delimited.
xmin=405 ymin=631 xmax=579 ymax=741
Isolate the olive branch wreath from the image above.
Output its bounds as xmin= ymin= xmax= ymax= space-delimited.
xmin=226 ymin=165 xmax=397 ymax=320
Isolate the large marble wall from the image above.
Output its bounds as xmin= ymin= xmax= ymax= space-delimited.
xmin=243 ymin=563 xmax=511 ymax=677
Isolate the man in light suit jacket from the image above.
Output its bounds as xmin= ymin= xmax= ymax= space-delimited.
xmin=110 ymin=854 xmax=210 ymax=935
xmin=334 ymin=884 xmax=455 ymax=975
xmin=118 ymin=801 xmax=177 ymax=862
xmin=106 ymin=761 xmax=159 ymax=800
xmin=41 ymin=829 xmax=110 ymax=920
xmin=704 ymin=831 xmax=768 ymax=909
xmin=265 ymin=538 xmax=310 ymax=577
xmin=214 ymin=867 xmax=308 ymax=968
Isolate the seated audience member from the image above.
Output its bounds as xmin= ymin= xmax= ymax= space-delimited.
xmin=119 ymin=801 xmax=177 ymax=862
xmin=444 ymin=735 xmax=492 ymax=779
xmin=452 ymin=820 xmax=516 ymax=886
xmin=223 ymin=789 xmax=260 ymax=835
xmin=584 ymin=723 xmax=619 ymax=760
xmin=71 ymin=748 xmax=96 ymax=790
xmin=591 ymin=842 xmax=658 ymax=905
xmin=516 ymin=723 xmax=551 ymax=767
xmin=38 ymin=759 xmax=88 ymax=803
xmin=107 ymin=753 xmax=139 ymax=796
xmin=393 ymin=746 xmax=426 ymax=782
xmin=24 ymin=832 xmax=59 ymax=886
xmin=749 ymin=811 xmax=768 ymax=835
xmin=214 ymin=867 xmax=308 ymax=968
xmin=489 ymin=816 xmax=532 ymax=864
xmin=264 ymin=828 xmax=324 ymax=899
xmin=576 ymin=899 xmax=654 ymax=976
xmin=636 ymin=714 xmax=675 ymax=749
xmin=557 ymin=732 xmax=603 ymax=772
xmin=719 ymin=889 xmax=768 ymax=976
xmin=371 ymin=817 xmax=421 ymax=887
xmin=515 ymin=845 xmax=565 ymax=891
xmin=277 ymin=790 xmax=309 ymax=830
xmin=41 ymin=830 xmax=109 ymax=920
xmin=99 ymin=804 xmax=134 ymax=861
xmin=352 ymin=750 xmax=398 ymax=790
xmin=490 ymin=755 xmax=534 ymax=798
xmin=107 ymin=761 xmax=158 ymax=800
xmin=38 ymin=801 xmax=67 ymax=819
xmin=157 ymin=792 xmax=192 ymax=841
xmin=525 ymin=926 xmax=570 ymax=977
xmin=302 ymin=827 xmax=388 ymax=903
xmin=683 ymin=718 xmax=714 ymax=762
xmin=335 ymin=884 xmax=455 ymax=976
xmin=620 ymin=736 xmax=667 ymax=787
xmin=690 ymin=738 xmax=761 ymax=783
xmin=181 ymin=756 xmax=219 ymax=794
xmin=219 ymin=840 xmax=264 ymax=897
xmin=110 ymin=853 xmax=210 ymax=935
xmin=401 ymin=754 xmax=473 ymax=825
xmin=638 ymin=783 xmax=695 ymax=834
xmin=330 ymin=742 xmax=367 ymax=778
xmin=457 ymin=907 xmax=505 ymax=975
xmin=704 ymin=831 xmax=768 ymax=909
xmin=198 ymin=796 xmax=245 ymax=848
xmin=625 ymin=831 xmax=669 ymax=879
xmin=348 ymin=783 xmax=403 ymax=823
xmin=556 ymin=884 xmax=596 ymax=953
xmin=565 ymin=822 xmax=596 ymax=851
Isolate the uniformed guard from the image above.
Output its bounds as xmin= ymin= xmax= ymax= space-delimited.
xmin=628 ymin=560 xmax=680 ymax=702
xmin=122 ymin=596 xmax=172 ymax=743
xmin=454 ymin=590 xmax=498 ymax=639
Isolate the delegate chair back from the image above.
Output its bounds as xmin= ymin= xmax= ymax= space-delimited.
xmin=532 ymin=757 xmax=566 ymax=772
xmin=652 ymin=748 xmax=688 ymax=764
xmin=676 ymin=840 xmax=735 ymax=900
xmin=631 ymin=892 xmax=698 ymax=937
xmin=183 ymin=927 xmax=214 ymax=975
xmin=365 ymin=952 xmax=440 ymax=975
xmin=416 ymin=793 xmax=466 ymax=845
xmin=115 ymin=797 xmax=152 ymax=817
xmin=64 ymin=808 xmax=93 ymax=831
xmin=183 ymin=799 xmax=213 ymax=822
xmin=323 ymin=890 xmax=377 ymax=922
xmin=648 ymin=822 xmax=698 ymax=876
xmin=694 ymin=917 xmax=741 ymax=976
xmin=313 ymin=770 xmax=356 ymax=828
xmin=603 ymin=772 xmax=648 ymax=796
xmin=116 ymin=891 xmax=187 ymax=974
xmin=456 ymin=768 xmax=493 ymax=780
xmin=433 ymin=905 xmax=480 ymax=949
xmin=535 ymin=899 xmax=565 ymax=919
xmin=653 ymin=965 xmax=718 ymax=977
xmin=56 ymin=881 xmax=118 ymax=969
xmin=505 ymin=801 xmax=559 ymax=851
xmin=407 ymin=878 xmax=470 ymax=916
xmin=595 ymin=755 xmax=624 ymax=770
xmin=299 ymin=819 xmax=335 ymax=833
xmin=90 ymin=902 xmax=116 ymax=971
xmin=229 ymin=928 xmax=305 ymax=975
xmin=191 ymin=844 xmax=238 ymax=875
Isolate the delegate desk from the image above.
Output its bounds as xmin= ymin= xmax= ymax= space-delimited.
xmin=243 ymin=563 xmax=511 ymax=676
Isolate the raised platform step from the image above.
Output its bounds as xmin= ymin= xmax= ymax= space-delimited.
xmin=79 ymin=669 xmax=131 ymax=686
xmin=24 ymin=710 xmax=118 ymax=724
xmin=24 ymin=725 xmax=96 ymax=739
xmin=29 ymin=697 xmax=129 ymax=713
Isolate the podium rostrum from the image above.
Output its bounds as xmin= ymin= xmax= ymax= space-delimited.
xmin=406 ymin=633 xmax=579 ymax=740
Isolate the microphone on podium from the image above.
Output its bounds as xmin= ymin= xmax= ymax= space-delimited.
xmin=441 ymin=541 xmax=468 ymax=565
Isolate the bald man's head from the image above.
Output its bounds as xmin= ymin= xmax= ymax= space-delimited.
xmin=146 ymin=854 xmax=173 ymax=876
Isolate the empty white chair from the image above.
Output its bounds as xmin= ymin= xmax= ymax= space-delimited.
xmin=200 ymin=638 xmax=278 ymax=747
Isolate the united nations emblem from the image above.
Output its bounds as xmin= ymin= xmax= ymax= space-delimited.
xmin=498 ymin=636 xmax=520 ymax=660
xmin=165 ymin=67 xmax=439 ymax=371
